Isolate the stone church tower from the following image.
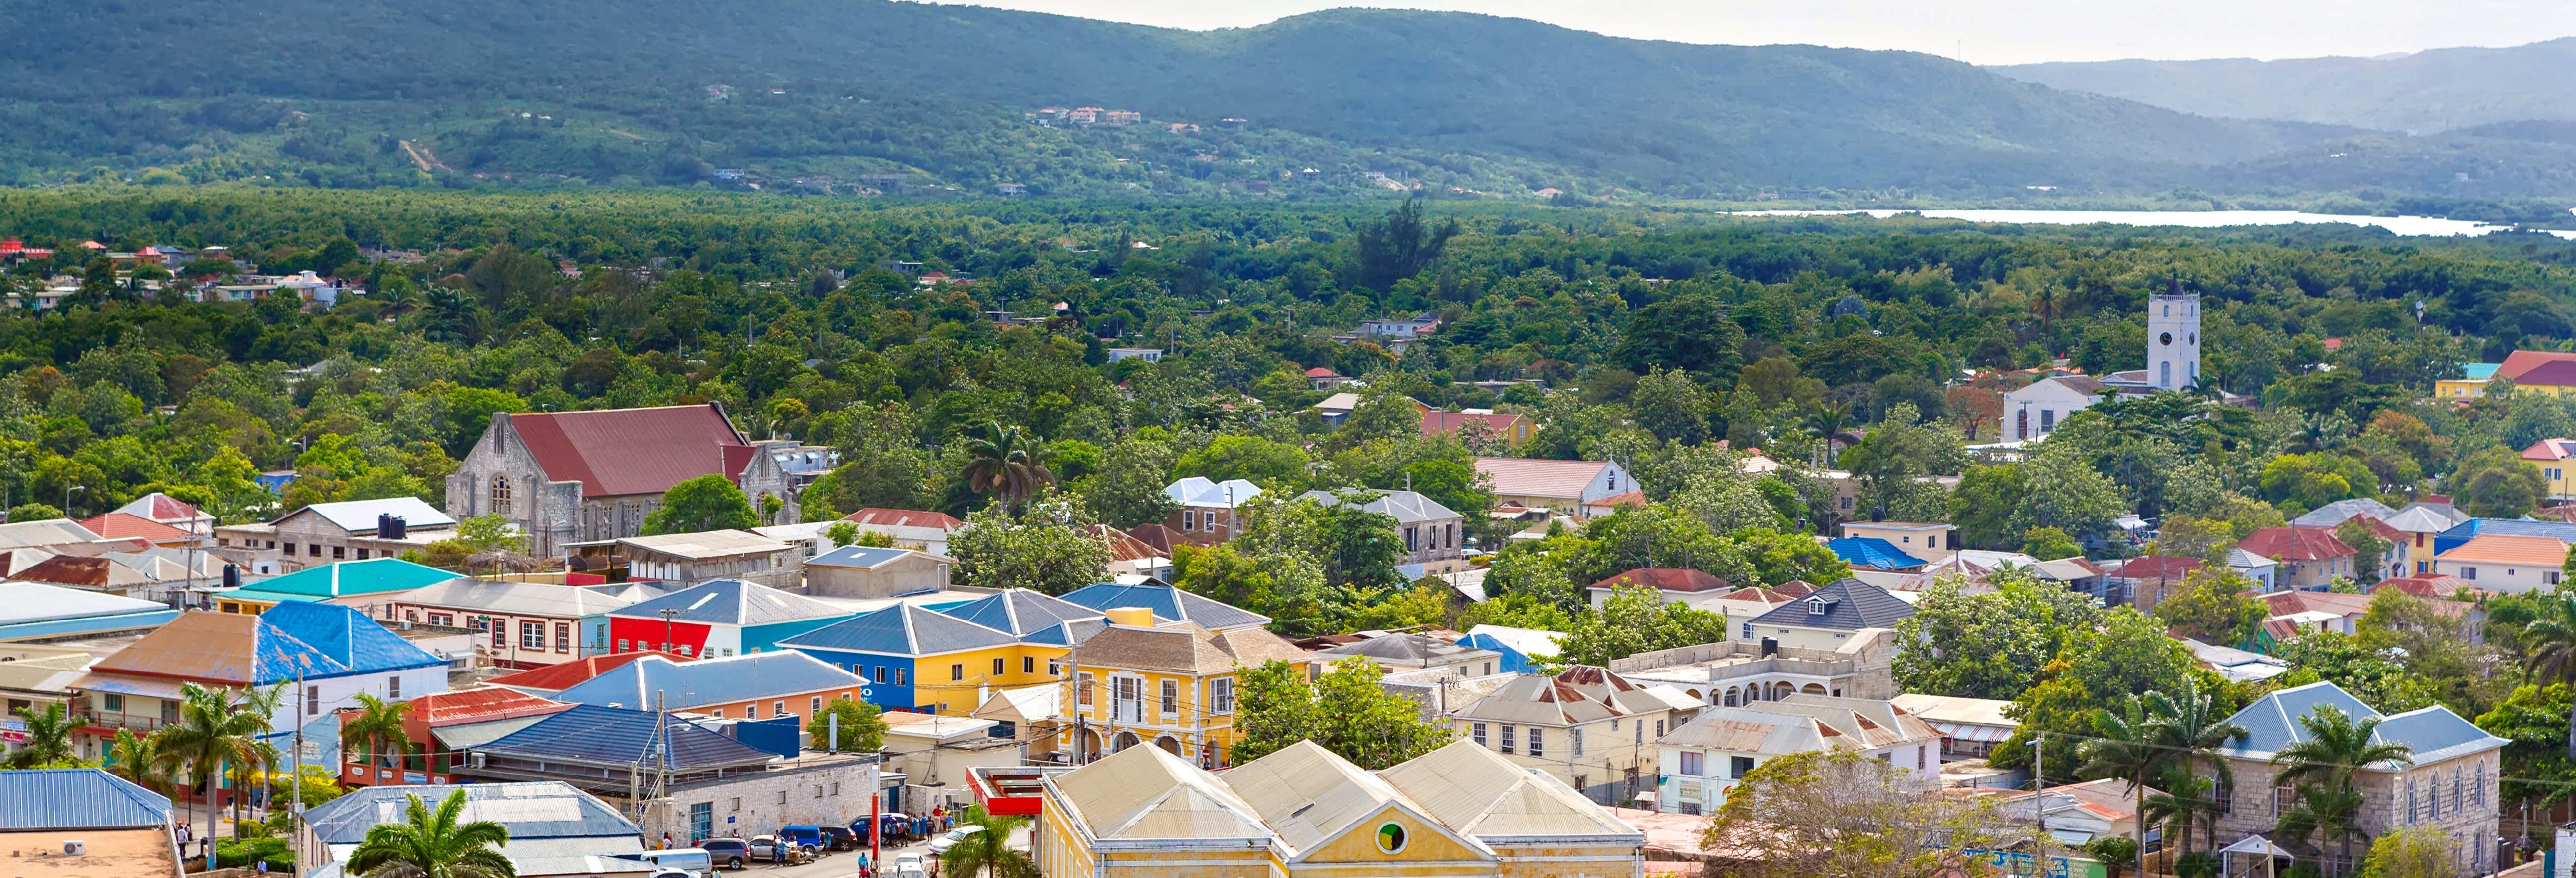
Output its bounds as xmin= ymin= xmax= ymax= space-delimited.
xmin=2148 ymin=278 xmax=2201 ymax=391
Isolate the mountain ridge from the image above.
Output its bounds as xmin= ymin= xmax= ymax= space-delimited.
xmin=1992 ymin=37 xmax=2576 ymax=132
xmin=0 ymin=0 xmax=2535 ymax=197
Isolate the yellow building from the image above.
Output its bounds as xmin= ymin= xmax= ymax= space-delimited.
xmin=1058 ymin=607 xmax=1309 ymax=767
xmin=1039 ymin=738 xmax=1647 ymax=878
xmin=2434 ymin=363 xmax=2504 ymax=400
xmin=778 ymin=590 xmax=1086 ymax=717
xmin=2527 ymin=438 xmax=2576 ymax=501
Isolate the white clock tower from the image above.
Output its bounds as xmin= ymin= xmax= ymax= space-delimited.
xmin=2147 ymin=279 xmax=2200 ymax=391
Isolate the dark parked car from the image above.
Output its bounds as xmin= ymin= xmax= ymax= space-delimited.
xmin=818 ymin=826 xmax=857 ymax=851
xmin=698 ymin=838 xmax=751 ymax=870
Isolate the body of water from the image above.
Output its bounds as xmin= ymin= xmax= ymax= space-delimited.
xmin=1724 ymin=208 xmax=2576 ymax=239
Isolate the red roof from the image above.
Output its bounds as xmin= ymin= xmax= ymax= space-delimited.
xmin=1125 ymin=524 xmax=1180 ymax=555
xmin=396 ymin=686 xmax=571 ymax=729
xmin=2239 ymin=526 xmax=2356 ymax=561
xmin=2503 ymin=351 xmax=2576 ymax=388
xmin=842 ymin=508 xmax=966 ymax=530
xmin=505 ymin=404 xmax=750 ymax=498
xmin=120 ymin=492 xmax=203 ymax=522
xmin=1304 ymin=367 xmax=1339 ymax=378
xmin=2527 ymin=439 xmax=2576 ymax=462
xmin=1588 ymin=568 xmax=1732 ymax=594
xmin=483 ymin=650 xmax=693 ymax=692
xmin=1085 ymin=525 xmax=1166 ymax=562
xmin=1422 ymin=411 xmax=1526 ymax=440
xmin=2374 ymin=574 xmax=2472 ymax=599
xmin=2113 ymin=555 xmax=2204 ymax=580
xmin=75 ymin=512 xmax=189 ymax=542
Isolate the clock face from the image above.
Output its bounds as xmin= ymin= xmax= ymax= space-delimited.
xmin=2160 ymin=332 xmax=2173 ymax=346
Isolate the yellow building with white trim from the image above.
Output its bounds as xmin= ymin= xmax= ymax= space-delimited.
xmin=1038 ymin=738 xmax=1647 ymax=878
xmin=1058 ymin=607 xmax=1310 ymax=767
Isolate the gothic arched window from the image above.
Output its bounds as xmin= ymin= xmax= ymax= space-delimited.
xmin=490 ymin=475 xmax=512 ymax=514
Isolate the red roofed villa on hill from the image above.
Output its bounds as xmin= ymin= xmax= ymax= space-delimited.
xmin=2237 ymin=526 xmax=2356 ymax=590
xmin=444 ymin=403 xmax=805 ymax=556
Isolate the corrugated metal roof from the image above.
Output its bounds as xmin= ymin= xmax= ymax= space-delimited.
xmin=303 ymin=782 xmax=635 ymax=845
xmin=0 ymin=581 xmax=167 ymax=625
xmin=2291 ymin=498 xmax=2400 ymax=527
xmin=475 ymin=704 xmax=777 ymax=771
xmin=0 ymin=768 xmax=172 ymax=829
xmin=780 ymin=603 xmax=1017 ymax=657
xmin=483 ymin=650 xmax=693 ymax=693
xmin=251 ymin=558 xmax=460 ymax=599
xmin=259 ymin=601 xmax=451 ymax=676
xmin=0 ymin=518 xmax=111 ymax=549
xmin=1473 ymin=457 xmax=1612 ymax=500
xmin=1225 ymin=740 xmax=1458 ymax=858
xmin=1374 ymin=739 xmax=1641 ymax=841
xmin=553 ymin=652 xmax=863 ymax=711
xmin=609 ymin=578 xmax=848 ymax=627
xmin=1165 ymin=477 xmax=1263 ymax=508
xmin=505 ymin=404 xmax=748 ymax=498
xmin=391 ymin=577 xmax=648 ymax=618
xmin=805 ymin=545 xmax=919 ymax=569
xmin=2217 ymin=681 xmax=2502 ymax=764
xmin=431 ymin=714 xmax=560 ymax=751
xmin=1047 ymin=743 xmax=1272 ymax=842
xmin=286 ymin=497 xmax=457 ymax=532
xmin=938 ymin=589 xmax=1104 ymax=638
xmin=1319 ymin=632 xmax=1494 ymax=663
xmin=1294 ymin=489 xmax=1462 ymax=525
xmin=1058 ymin=582 xmax=1269 ymax=631
xmin=615 ymin=530 xmax=791 ymax=561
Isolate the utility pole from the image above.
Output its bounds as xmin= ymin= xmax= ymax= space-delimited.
xmin=660 ymin=608 xmax=679 ymax=653
xmin=2027 ymin=733 xmax=2045 ymax=878
xmin=289 ymin=666 xmax=305 ymax=871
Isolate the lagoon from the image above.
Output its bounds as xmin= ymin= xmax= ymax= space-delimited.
xmin=1724 ymin=208 xmax=2576 ymax=239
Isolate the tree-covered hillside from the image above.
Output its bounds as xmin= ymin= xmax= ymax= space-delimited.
xmin=1994 ymin=38 xmax=2576 ymax=133
xmin=0 ymin=0 xmax=2423 ymax=197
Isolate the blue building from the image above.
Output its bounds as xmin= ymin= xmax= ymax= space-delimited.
xmin=776 ymin=604 xmax=1020 ymax=714
xmin=2431 ymin=518 xmax=2576 ymax=556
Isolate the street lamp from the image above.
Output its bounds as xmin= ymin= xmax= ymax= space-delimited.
xmin=63 ymin=484 xmax=84 ymax=517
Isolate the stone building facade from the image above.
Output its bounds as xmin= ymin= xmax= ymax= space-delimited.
xmin=444 ymin=404 xmax=801 ymax=558
xmin=2206 ymin=682 xmax=2506 ymax=877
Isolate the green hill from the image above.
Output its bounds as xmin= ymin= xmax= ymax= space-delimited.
xmin=1992 ymin=39 xmax=2576 ymax=133
xmin=0 ymin=0 xmax=2460 ymax=197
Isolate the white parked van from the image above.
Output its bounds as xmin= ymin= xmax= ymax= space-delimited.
xmin=637 ymin=848 xmax=712 ymax=877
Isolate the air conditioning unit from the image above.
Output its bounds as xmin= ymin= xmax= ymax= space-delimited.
xmin=61 ymin=840 xmax=84 ymax=856
xmin=399 ymin=620 xmax=414 ymax=630
xmin=470 ymin=752 xmax=486 ymax=768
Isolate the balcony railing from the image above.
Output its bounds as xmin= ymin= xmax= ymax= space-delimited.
xmin=75 ymin=707 xmax=173 ymax=734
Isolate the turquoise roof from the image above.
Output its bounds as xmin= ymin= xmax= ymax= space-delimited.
xmin=247 ymin=558 xmax=458 ymax=601
xmin=2461 ymin=363 xmax=2502 ymax=381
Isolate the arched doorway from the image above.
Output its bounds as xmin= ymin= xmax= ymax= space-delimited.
xmin=1722 ymin=688 xmax=1740 ymax=707
xmin=1155 ymin=736 xmax=1181 ymax=755
xmin=1801 ymin=683 xmax=1826 ymax=695
xmin=1113 ymin=731 xmax=1141 ymax=752
xmin=1078 ymin=729 xmax=1103 ymax=762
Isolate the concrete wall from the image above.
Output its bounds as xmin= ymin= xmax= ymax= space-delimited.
xmin=641 ymin=759 xmax=880 ymax=843
xmin=805 ymin=554 xmax=951 ymax=599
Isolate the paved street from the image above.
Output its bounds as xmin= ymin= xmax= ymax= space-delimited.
xmin=721 ymin=827 xmax=1032 ymax=878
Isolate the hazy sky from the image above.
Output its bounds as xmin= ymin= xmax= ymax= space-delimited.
xmin=924 ymin=0 xmax=2575 ymax=65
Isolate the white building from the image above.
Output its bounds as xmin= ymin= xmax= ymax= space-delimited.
xmin=1653 ymin=694 xmax=1942 ymax=816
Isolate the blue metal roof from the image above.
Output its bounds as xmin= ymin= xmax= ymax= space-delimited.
xmin=1057 ymin=582 xmax=1269 ymax=630
xmin=258 ymin=601 xmax=449 ymax=677
xmin=302 ymin=782 xmax=636 ymax=845
xmin=609 ymin=578 xmax=850 ymax=627
xmin=939 ymin=589 xmax=1104 ymax=637
xmin=1823 ymin=537 xmax=1928 ymax=570
xmin=2219 ymin=681 xmax=2505 ymax=764
xmin=779 ymin=603 xmax=1016 ymax=657
xmin=806 ymin=546 xmax=916 ymax=569
xmin=250 ymin=558 xmax=459 ymax=600
xmin=553 ymin=652 xmax=864 ymax=710
xmin=0 ymin=769 xmax=172 ymax=829
xmin=475 ymin=704 xmax=778 ymax=771
xmin=2433 ymin=518 xmax=2576 ymax=555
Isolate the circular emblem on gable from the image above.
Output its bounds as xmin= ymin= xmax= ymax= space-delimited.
xmin=1376 ymin=823 xmax=1408 ymax=854
xmin=2159 ymin=332 xmax=2174 ymax=346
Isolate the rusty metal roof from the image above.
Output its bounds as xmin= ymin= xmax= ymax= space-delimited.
xmin=505 ymin=404 xmax=748 ymax=498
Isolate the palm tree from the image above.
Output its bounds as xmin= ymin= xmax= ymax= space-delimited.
xmin=154 ymin=683 xmax=266 ymax=844
xmin=937 ymin=805 xmax=1035 ymax=878
xmin=2273 ymin=784 xmax=2365 ymax=877
xmin=1804 ymin=401 xmax=1851 ymax=466
xmin=2518 ymin=594 xmax=2576 ymax=758
xmin=6 ymin=702 xmax=79 ymax=767
xmin=960 ymin=422 xmax=1055 ymax=511
xmin=2075 ymin=694 xmax=2173 ymax=878
xmin=2152 ymin=677 xmax=2245 ymax=854
xmin=107 ymin=728 xmax=168 ymax=795
xmin=342 ymin=693 xmax=414 ymax=771
xmin=2140 ymin=766 xmax=2219 ymax=863
xmin=346 ymin=789 xmax=515 ymax=878
xmin=230 ymin=684 xmax=288 ymax=833
xmin=2273 ymin=705 xmax=2414 ymax=877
